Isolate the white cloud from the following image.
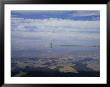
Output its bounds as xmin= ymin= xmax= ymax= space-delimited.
xmin=11 ymin=17 xmax=100 ymax=51
xmin=11 ymin=17 xmax=100 ymax=32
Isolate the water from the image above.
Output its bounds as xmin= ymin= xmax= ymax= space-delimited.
xmin=11 ymin=30 xmax=100 ymax=60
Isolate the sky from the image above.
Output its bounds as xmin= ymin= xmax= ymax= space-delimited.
xmin=11 ymin=10 xmax=100 ymax=57
xmin=11 ymin=10 xmax=100 ymax=32
xmin=11 ymin=10 xmax=100 ymax=20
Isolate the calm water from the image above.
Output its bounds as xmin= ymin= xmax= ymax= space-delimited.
xmin=11 ymin=30 xmax=100 ymax=60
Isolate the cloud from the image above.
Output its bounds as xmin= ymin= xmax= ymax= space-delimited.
xmin=11 ymin=17 xmax=100 ymax=32
xmin=70 ymin=11 xmax=99 ymax=16
xmin=11 ymin=14 xmax=100 ymax=51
